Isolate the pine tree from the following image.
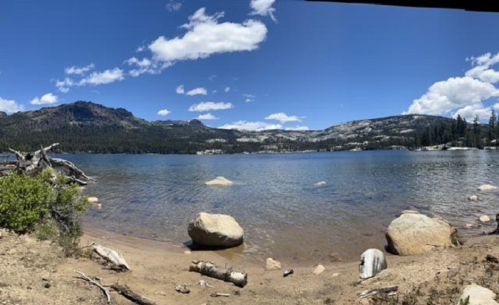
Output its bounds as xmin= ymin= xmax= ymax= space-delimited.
xmin=489 ymin=110 xmax=496 ymax=144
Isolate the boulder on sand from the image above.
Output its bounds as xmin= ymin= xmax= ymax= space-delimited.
xmin=360 ymin=249 xmax=387 ymax=279
xmin=458 ymin=284 xmax=499 ymax=305
xmin=266 ymin=258 xmax=282 ymax=271
xmin=205 ymin=177 xmax=234 ymax=187
xmin=188 ymin=212 xmax=244 ymax=248
xmin=386 ymin=211 xmax=456 ymax=256
xmin=478 ymin=184 xmax=498 ymax=191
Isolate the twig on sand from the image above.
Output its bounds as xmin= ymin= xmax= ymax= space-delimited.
xmin=111 ymin=284 xmax=157 ymax=305
xmin=74 ymin=270 xmax=111 ymax=303
xmin=211 ymin=292 xmax=230 ymax=297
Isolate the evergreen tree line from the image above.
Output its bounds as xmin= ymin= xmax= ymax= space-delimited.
xmin=413 ymin=111 xmax=499 ymax=149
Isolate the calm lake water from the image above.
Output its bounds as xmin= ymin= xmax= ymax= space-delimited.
xmin=53 ymin=151 xmax=499 ymax=262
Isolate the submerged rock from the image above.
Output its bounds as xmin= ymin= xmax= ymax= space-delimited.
xmin=478 ymin=184 xmax=498 ymax=191
xmin=468 ymin=195 xmax=479 ymax=201
xmin=359 ymin=249 xmax=387 ymax=279
xmin=386 ymin=211 xmax=455 ymax=255
xmin=480 ymin=215 xmax=491 ymax=223
xmin=205 ymin=177 xmax=234 ymax=187
xmin=314 ymin=181 xmax=327 ymax=187
xmin=188 ymin=212 xmax=244 ymax=247
xmin=458 ymin=284 xmax=499 ymax=305
xmin=266 ymin=258 xmax=282 ymax=271
xmin=87 ymin=197 xmax=99 ymax=204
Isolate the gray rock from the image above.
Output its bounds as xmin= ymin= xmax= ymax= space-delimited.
xmin=188 ymin=212 xmax=244 ymax=247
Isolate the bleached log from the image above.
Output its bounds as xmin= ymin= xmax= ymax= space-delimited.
xmin=93 ymin=244 xmax=131 ymax=271
xmin=359 ymin=286 xmax=398 ymax=299
xmin=359 ymin=249 xmax=387 ymax=279
xmin=75 ymin=270 xmax=111 ymax=303
xmin=189 ymin=261 xmax=248 ymax=287
xmin=111 ymin=284 xmax=157 ymax=305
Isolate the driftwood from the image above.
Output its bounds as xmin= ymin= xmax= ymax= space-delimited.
xmin=211 ymin=292 xmax=230 ymax=297
xmin=111 ymin=284 xmax=157 ymax=305
xmin=359 ymin=286 xmax=399 ymax=299
xmin=75 ymin=270 xmax=111 ymax=303
xmin=4 ymin=143 xmax=92 ymax=185
xmin=189 ymin=261 xmax=248 ymax=287
xmin=92 ymin=244 xmax=131 ymax=271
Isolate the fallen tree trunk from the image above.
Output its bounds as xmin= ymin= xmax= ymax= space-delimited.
xmin=3 ymin=143 xmax=92 ymax=185
xmin=111 ymin=284 xmax=157 ymax=305
xmin=189 ymin=261 xmax=248 ymax=287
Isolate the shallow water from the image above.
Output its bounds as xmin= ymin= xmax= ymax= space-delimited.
xmin=53 ymin=151 xmax=499 ymax=263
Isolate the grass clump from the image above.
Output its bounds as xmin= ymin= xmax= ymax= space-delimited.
xmin=0 ymin=171 xmax=90 ymax=256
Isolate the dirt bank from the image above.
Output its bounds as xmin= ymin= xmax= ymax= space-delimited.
xmin=1 ymin=227 xmax=499 ymax=304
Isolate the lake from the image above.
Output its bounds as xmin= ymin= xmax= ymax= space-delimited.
xmin=55 ymin=151 xmax=499 ymax=263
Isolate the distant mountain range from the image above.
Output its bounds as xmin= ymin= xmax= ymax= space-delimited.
xmin=0 ymin=101 xmax=458 ymax=154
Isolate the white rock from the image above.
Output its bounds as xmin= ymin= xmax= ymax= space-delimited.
xmin=458 ymin=284 xmax=499 ymax=305
xmin=386 ymin=211 xmax=455 ymax=255
xmin=314 ymin=181 xmax=327 ymax=187
xmin=332 ymin=273 xmax=340 ymax=277
xmin=92 ymin=244 xmax=130 ymax=270
xmin=312 ymin=264 xmax=325 ymax=275
xmin=479 ymin=215 xmax=491 ymax=223
xmin=468 ymin=195 xmax=479 ymax=201
xmin=205 ymin=177 xmax=234 ymax=187
xmin=87 ymin=197 xmax=99 ymax=204
xmin=359 ymin=249 xmax=387 ymax=279
xmin=265 ymin=258 xmax=282 ymax=271
xmin=478 ymin=184 xmax=498 ymax=191
xmin=188 ymin=212 xmax=244 ymax=247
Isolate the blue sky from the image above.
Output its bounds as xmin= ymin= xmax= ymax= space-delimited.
xmin=1 ymin=0 xmax=499 ymax=130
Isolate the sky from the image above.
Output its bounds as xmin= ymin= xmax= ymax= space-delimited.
xmin=1 ymin=0 xmax=499 ymax=131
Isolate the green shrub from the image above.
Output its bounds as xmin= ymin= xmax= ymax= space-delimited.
xmin=0 ymin=171 xmax=90 ymax=256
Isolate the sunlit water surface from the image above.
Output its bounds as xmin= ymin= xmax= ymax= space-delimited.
xmin=11 ymin=151 xmax=499 ymax=262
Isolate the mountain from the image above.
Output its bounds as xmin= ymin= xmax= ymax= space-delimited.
xmin=0 ymin=101 xmax=470 ymax=154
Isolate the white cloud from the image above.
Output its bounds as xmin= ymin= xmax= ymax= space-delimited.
xmin=165 ymin=1 xmax=182 ymax=12
xmin=265 ymin=112 xmax=302 ymax=124
xmin=31 ymin=93 xmax=59 ymax=105
xmin=286 ymin=126 xmax=310 ymax=131
xmin=250 ymin=0 xmax=276 ymax=22
xmin=149 ymin=8 xmax=267 ymax=63
xmin=157 ymin=109 xmax=172 ymax=116
xmin=219 ymin=121 xmax=282 ymax=131
xmin=197 ymin=113 xmax=218 ymax=120
xmin=404 ymin=76 xmax=499 ymax=116
xmin=0 ymin=96 xmax=23 ymax=113
xmin=452 ymin=104 xmax=493 ymax=121
xmin=79 ymin=68 xmax=125 ymax=86
xmin=224 ymin=87 xmax=230 ymax=93
xmin=125 ymin=57 xmax=170 ymax=77
xmin=244 ymin=93 xmax=255 ymax=102
xmin=188 ymin=101 xmax=233 ymax=112
xmin=186 ymin=87 xmax=207 ymax=96
xmin=208 ymin=75 xmax=217 ymax=81
xmin=65 ymin=63 xmax=94 ymax=75
xmin=176 ymin=85 xmax=185 ymax=94
xmin=55 ymin=77 xmax=75 ymax=93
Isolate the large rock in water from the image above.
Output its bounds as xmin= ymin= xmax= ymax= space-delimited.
xmin=188 ymin=213 xmax=244 ymax=247
xmin=205 ymin=177 xmax=234 ymax=187
xmin=386 ymin=211 xmax=455 ymax=255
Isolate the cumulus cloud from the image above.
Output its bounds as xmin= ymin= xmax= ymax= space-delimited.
xmin=31 ymin=93 xmax=58 ymax=105
xmin=244 ymin=94 xmax=255 ymax=103
xmin=149 ymin=8 xmax=267 ymax=63
xmin=125 ymin=57 xmax=170 ymax=77
xmin=157 ymin=109 xmax=172 ymax=116
xmin=197 ymin=113 xmax=218 ymax=120
xmin=79 ymin=68 xmax=125 ymax=86
xmin=0 ymin=96 xmax=23 ymax=113
xmin=186 ymin=87 xmax=207 ymax=96
xmin=224 ymin=87 xmax=230 ymax=93
xmin=265 ymin=112 xmax=302 ymax=124
xmin=165 ymin=1 xmax=182 ymax=12
xmin=176 ymin=85 xmax=185 ymax=94
xmin=286 ymin=126 xmax=310 ymax=131
xmin=188 ymin=102 xmax=233 ymax=112
xmin=405 ymin=52 xmax=499 ymax=121
xmin=208 ymin=75 xmax=217 ymax=81
xmin=65 ymin=63 xmax=94 ymax=75
xmin=55 ymin=77 xmax=75 ymax=93
xmin=250 ymin=0 xmax=276 ymax=22
xmin=219 ymin=121 xmax=282 ymax=131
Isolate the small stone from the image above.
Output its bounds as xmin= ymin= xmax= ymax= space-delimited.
xmin=183 ymin=250 xmax=191 ymax=255
xmin=480 ymin=215 xmax=491 ymax=223
xmin=175 ymin=285 xmax=190 ymax=294
xmin=87 ymin=197 xmax=99 ymax=204
xmin=463 ymin=223 xmax=479 ymax=229
xmin=314 ymin=181 xmax=326 ymax=187
xmin=332 ymin=273 xmax=340 ymax=277
xmin=312 ymin=264 xmax=325 ymax=275
xmin=283 ymin=269 xmax=294 ymax=277
xmin=265 ymin=258 xmax=282 ymax=271
xmin=43 ymin=282 xmax=51 ymax=289
xmin=468 ymin=195 xmax=479 ymax=201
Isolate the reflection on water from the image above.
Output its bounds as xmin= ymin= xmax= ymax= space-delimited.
xmin=53 ymin=151 xmax=499 ymax=262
